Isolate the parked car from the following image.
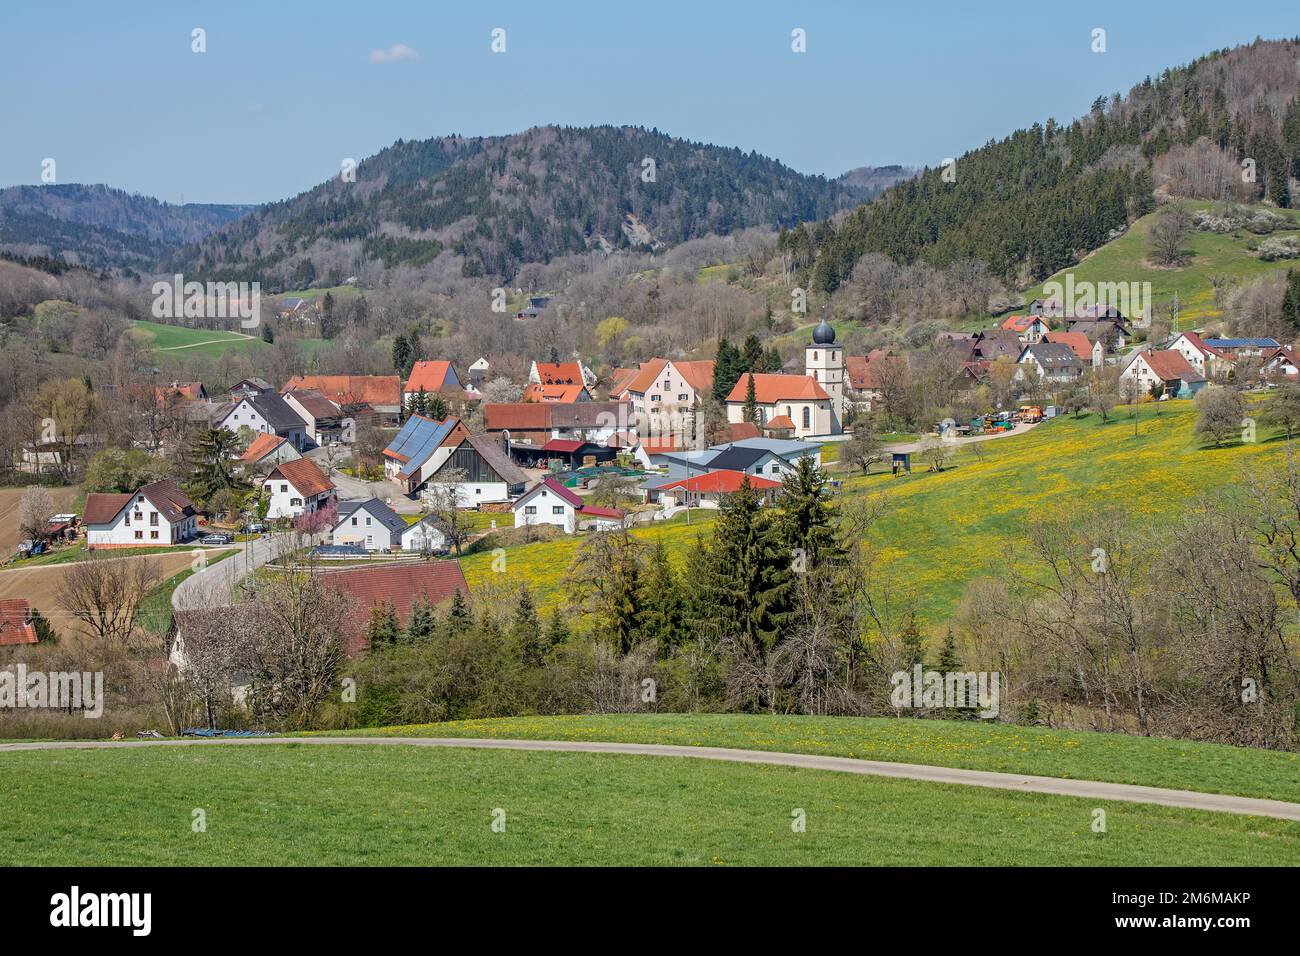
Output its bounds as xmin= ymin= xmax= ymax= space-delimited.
xmin=198 ymin=533 xmax=234 ymax=545
xmin=240 ymin=522 xmax=267 ymax=534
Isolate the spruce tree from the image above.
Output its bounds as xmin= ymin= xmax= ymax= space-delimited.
xmin=706 ymin=477 xmax=793 ymax=653
xmin=408 ymin=596 xmax=436 ymax=642
xmin=544 ymin=607 xmax=570 ymax=649
xmin=509 ymin=586 xmax=544 ymax=666
xmin=637 ymin=540 xmax=685 ymax=654
xmin=742 ymin=373 xmax=759 ymax=426
xmin=441 ymin=589 xmax=472 ymax=637
xmin=368 ymin=601 xmax=402 ymax=646
xmin=778 ymin=457 xmax=843 ymax=569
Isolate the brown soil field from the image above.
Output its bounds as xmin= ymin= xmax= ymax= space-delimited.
xmin=0 ymin=551 xmax=197 ymax=623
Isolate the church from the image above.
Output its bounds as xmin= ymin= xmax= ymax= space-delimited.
xmin=723 ymin=318 xmax=844 ymax=438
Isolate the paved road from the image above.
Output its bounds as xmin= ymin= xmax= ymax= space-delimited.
xmin=883 ymin=420 xmax=1040 ymax=455
xmin=303 ymin=449 xmax=422 ymax=513
xmin=171 ymin=538 xmax=284 ymax=610
xmin=4 ymin=735 xmax=1297 ymax=822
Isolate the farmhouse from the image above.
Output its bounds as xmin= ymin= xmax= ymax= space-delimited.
xmin=382 ymin=415 xmax=472 ymax=494
xmin=1168 ymin=331 xmax=1236 ymax=379
xmin=1001 ymin=315 xmax=1051 ymax=343
xmin=421 ymin=433 xmax=528 ymax=506
xmin=282 ymin=389 xmax=349 ymax=446
xmin=972 ymin=329 xmax=1023 ymax=362
xmin=83 ymin=479 xmax=198 ymax=549
xmin=332 ymin=498 xmax=407 ymax=551
xmin=218 ymin=390 xmax=309 ymax=452
xmin=1261 ymin=345 xmax=1300 ymax=380
xmin=1201 ymin=337 xmax=1281 ymax=358
xmin=239 ymin=432 xmax=301 ymax=469
xmin=512 ymin=476 xmax=624 ymax=533
xmin=521 ymin=382 xmax=591 ymax=403
xmin=1042 ymin=331 xmax=1100 ymax=367
xmin=1015 ymin=342 xmax=1086 ymax=382
xmin=263 ymin=459 xmax=336 ymax=519
xmin=1120 ymin=349 xmax=1207 ymax=398
xmin=845 ymin=349 xmax=907 ymax=412
xmin=1068 ymin=318 xmax=1131 ymax=351
xmin=484 ymin=401 xmax=629 ymax=448
xmin=281 ymin=375 xmax=403 ymax=427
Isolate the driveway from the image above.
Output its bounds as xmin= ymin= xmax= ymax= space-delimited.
xmin=172 ymin=537 xmax=285 ymax=610
xmin=304 ymin=449 xmax=421 ymax=514
xmin=3 ymin=735 xmax=1298 ymax=822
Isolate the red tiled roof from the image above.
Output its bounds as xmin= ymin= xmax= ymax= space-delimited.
xmin=82 ymin=492 xmax=133 ymax=525
xmin=619 ymin=358 xmax=715 ymax=396
xmin=533 ymin=362 xmax=585 ymax=386
xmin=516 ymin=476 xmax=584 ymax=509
xmin=661 ymin=469 xmax=783 ymax=494
xmin=268 ymin=459 xmax=335 ymax=498
xmin=0 ymin=599 xmax=38 ymax=646
xmin=484 ymin=403 xmax=552 ymax=431
xmin=541 ymin=439 xmax=586 ymax=453
xmin=763 ymin=415 xmax=796 ymax=431
xmin=725 ymin=373 xmax=829 ymax=404
xmin=285 ymin=388 xmax=341 ymax=420
xmin=1001 ymin=315 xmax=1043 ymax=333
xmin=1142 ymin=349 xmax=1203 ymax=383
xmin=324 ymin=562 xmax=470 ymax=655
xmin=522 ymin=382 xmax=587 ymax=403
xmin=845 ymin=350 xmax=904 ymax=391
xmin=240 ymin=432 xmax=287 ymax=463
xmin=579 ymin=504 xmax=625 ymax=520
xmin=724 ymin=422 xmax=761 ymax=441
xmin=1043 ymin=332 xmax=1093 ymax=361
xmin=404 ymin=360 xmax=456 ymax=394
xmin=282 ymin=375 xmax=401 ymax=408
xmin=140 ymin=480 xmax=197 ymax=524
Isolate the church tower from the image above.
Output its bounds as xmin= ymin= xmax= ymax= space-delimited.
xmin=805 ymin=317 xmax=844 ymax=431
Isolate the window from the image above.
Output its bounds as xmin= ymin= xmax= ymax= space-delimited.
xmin=150 ymin=512 xmax=158 ymax=526
xmin=802 ymin=407 xmax=811 ymax=429
xmin=678 ymin=394 xmax=688 ymax=402
xmin=137 ymin=496 xmax=144 ymax=503
xmin=264 ymin=484 xmax=271 ymax=493
xmin=351 ymin=517 xmax=357 ymax=526
xmin=552 ymin=506 xmax=564 ymax=515
xmin=651 ymin=395 xmax=661 ymax=402
xmin=150 ymin=530 xmax=158 ymax=540
xmin=475 ymin=488 xmax=481 ymax=495
xmin=812 ymin=351 xmax=818 ymax=361
xmin=365 ymin=517 xmax=371 ymax=526
xmin=525 ymin=505 xmax=537 ymax=515
xmin=291 ymin=498 xmax=302 ymax=507
xmin=134 ymin=530 xmax=143 ymax=540
xmin=280 ymin=484 xmax=288 ymax=493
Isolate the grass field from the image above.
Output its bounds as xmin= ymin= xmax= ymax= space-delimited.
xmin=333 ymin=714 xmax=1300 ymax=804
xmin=462 ymin=401 xmax=1286 ymax=625
xmin=961 ymin=200 xmax=1300 ymax=331
xmin=131 ymin=319 xmax=266 ymax=357
xmin=1 ymin=743 xmax=1294 ymax=865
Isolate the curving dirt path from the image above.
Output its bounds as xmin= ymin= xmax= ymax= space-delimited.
xmin=2 ymin=735 xmax=1298 ymax=822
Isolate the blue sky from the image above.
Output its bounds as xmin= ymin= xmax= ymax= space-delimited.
xmin=2 ymin=0 xmax=1297 ymax=204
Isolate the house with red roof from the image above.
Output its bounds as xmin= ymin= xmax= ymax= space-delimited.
xmin=239 ymin=432 xmax=301 ymax=469
xmin=281 ymin=375 xmax=402 ymax=426
xmin=529 ymin=360 xmax=596 ymax=390
xmin=0 ymin=599 xmax=40 ymax=646
xmin=263 ymin=459 xmax=336 ymax=519
xmin=521 ymin=381 xmax=591 ymax=403
xmin=1168 ymin=331 xmax=1236 ymax=380
xmin=1043 ymin=331 xmax=1099 ymax=366
xmin=512 ymin=476 xmax=625 ymax=534
xmin=724 ymin=373 xmax=835 ymax=438
xmin=613 ymin=359 xmax=716 ymax=434
xmin=1261 ymin=345 xmax=1300 ymax=381
xmin=844 ymin=349 xmax=908 ymax=413
xmin=656 ymin=469 xmax=783 ymax=509
xmin=402 ymin=360 xmax=463 ymax=405
xmin=1000 ymin=315 xmax=1050 ymax=343
xmin=1120 ymin=349 xmax=1207 ymax=398
xmin=84 ymin=480 xmax=199 ymax=549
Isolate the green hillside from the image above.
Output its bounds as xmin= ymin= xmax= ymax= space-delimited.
xmin=131 ymin=319 xmax=266 ymax=357
xmin=463 ymin=401 xmax=1288 ymax=627
xmin=1 ymin=740 xmax=1294 ymax=865
xmin=1021 ymin=200 xmax=1300 ymax=327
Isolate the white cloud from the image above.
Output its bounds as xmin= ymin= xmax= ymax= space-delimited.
xmin=369 ymin=43 xmax=418 ymax=64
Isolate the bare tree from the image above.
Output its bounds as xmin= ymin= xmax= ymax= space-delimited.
xmin=58 ymin=555 xmax=160 ymax=644
xmin=17 ymin=486 xmax=56 ymax=542
xmin=1148 ymin=206 xmax=1194 ymax=266
xmin=425 ymin=466 xmax=474 ymax=555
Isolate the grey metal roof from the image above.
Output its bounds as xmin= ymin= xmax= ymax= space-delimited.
xmin=249 ymin=391 xmax=307 ymax=432
xmin=336 ymin=497 xmax=407 ymax=534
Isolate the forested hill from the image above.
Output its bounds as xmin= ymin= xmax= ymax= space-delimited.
xmin=0 ymin=184 xmax=250 ymax=273
xmin=796 ymin=37 xmax=1300 ymax=293
xmin=167 ymin=125 xmax=866 ymax=288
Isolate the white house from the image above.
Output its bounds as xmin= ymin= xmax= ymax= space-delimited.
xmin=1120 ymin=349 xmax=1208 ymax=399
xmin=400 ymin=515 xmax=449 ymax=554
xmin=422 ymin=434 xmax=528 ymax=508
xmin=263 ymin=459 xmax=336 ymax=520
xmin=219 ymin=391 xmax=309 ymax=451
xmin=512 ymin=477 xmax=624 ymax=534
xmin=83 ymin=479 xmax=198 ymax=550
xmin=331 ymin=498 xmax=407 ymax=551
